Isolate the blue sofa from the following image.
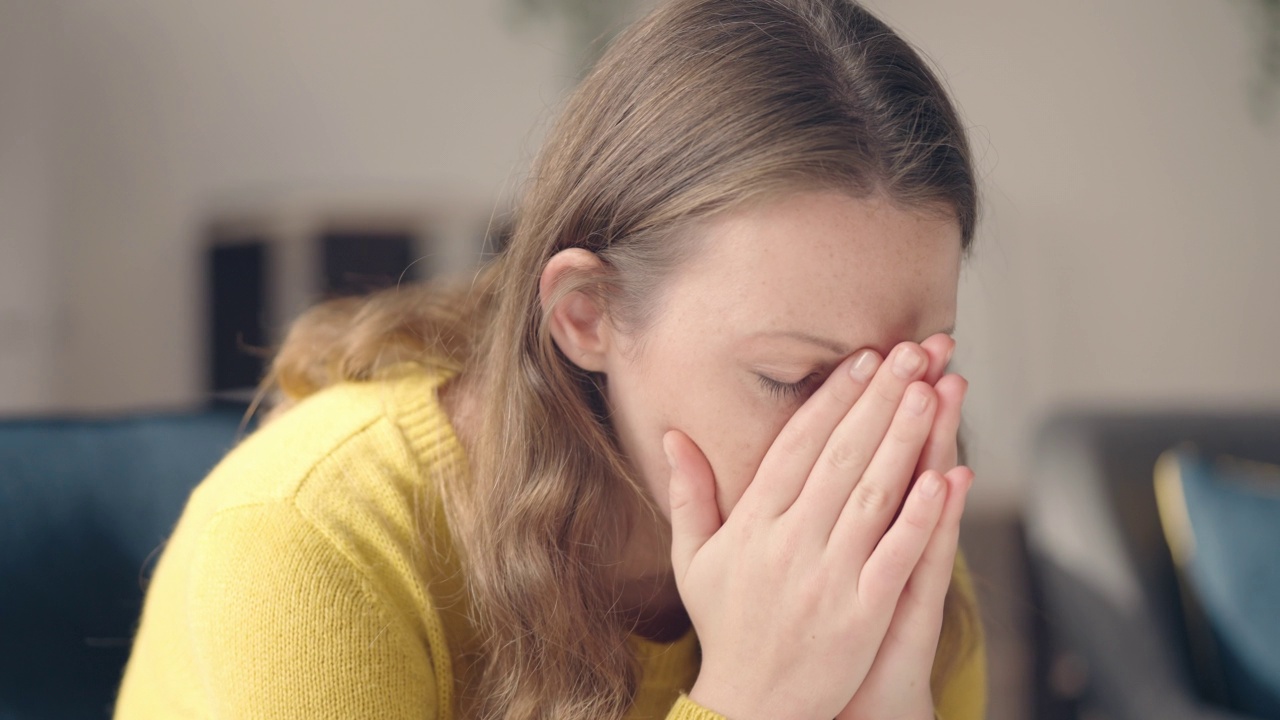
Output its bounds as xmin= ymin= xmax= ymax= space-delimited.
xmin=0 ymin=404 xmax=252 ymax=719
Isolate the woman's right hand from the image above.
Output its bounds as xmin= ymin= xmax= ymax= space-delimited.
xmin=665 ymin=342 xmax=957 ymax=720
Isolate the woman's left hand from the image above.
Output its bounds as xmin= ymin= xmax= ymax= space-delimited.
xmin=835 ymin=334 xmax=972 ymax=720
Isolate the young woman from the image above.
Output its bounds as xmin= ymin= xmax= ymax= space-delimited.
xmin=115 ymin=0 xmax=986 ymax=718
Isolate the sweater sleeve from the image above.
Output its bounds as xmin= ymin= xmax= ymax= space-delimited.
xmin=187 ymin=501 xmax=438 ymax=719
xmin=664 ymin=694 xmax=727 ymax=720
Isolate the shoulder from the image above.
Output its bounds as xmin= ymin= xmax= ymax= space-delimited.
xmin=189 ymin=361 xmax=465 ymax=517
xmin=120 ymin=362 xmax=468 ymax=715
xmin=158 ymin=491 xmax=447 ymax=717
xmin=185 ymin=356 xmax=471 ymax=594
xmin=171 ymin=361 xmax=470 ymax=626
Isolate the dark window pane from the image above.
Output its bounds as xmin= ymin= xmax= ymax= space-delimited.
xmin=208 ymin=241 xmax=269 ymax=392
xmin=320 ymin=230 xmax=422 ymax=298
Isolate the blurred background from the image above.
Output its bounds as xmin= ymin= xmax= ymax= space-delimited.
xmin=2 ymin=0 xmax=1278 ymax=718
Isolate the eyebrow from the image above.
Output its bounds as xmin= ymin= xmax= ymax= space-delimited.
xmin=758 ymin=324 xmax=957 ymax=356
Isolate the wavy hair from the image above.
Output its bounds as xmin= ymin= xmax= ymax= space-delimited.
xmin=263 ymin=1 xmax=981 ymax=717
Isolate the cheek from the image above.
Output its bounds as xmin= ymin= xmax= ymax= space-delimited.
xmin=603 ymin=350 xmax=712 ymax=518
xmin=627 ymin=371 xmax=784 ymax=521
xmin=606 ymin=333 xmax=793 ymax=521
xmin=687 ymin=396 xmax=792 ymax=520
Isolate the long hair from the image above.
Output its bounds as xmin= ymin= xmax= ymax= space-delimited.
xmin=264 ymin=1 xmax=981 ymax=717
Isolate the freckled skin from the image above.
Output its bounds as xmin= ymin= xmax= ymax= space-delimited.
xmin=601 ymin=191 xmax=962 ymax=522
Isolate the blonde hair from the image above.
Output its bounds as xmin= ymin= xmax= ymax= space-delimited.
xmin=264 ymin=1 xmax=981 ymax=717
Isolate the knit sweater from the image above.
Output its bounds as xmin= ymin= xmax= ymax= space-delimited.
xmin=114 ymin=362 xmax=986 ymax=719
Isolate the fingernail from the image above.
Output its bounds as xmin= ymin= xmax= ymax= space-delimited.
xmin=919 ymin=472 xmax=943 ymax=498
xmin=907 ymin=386 xmax=930 ymax=415
xmin=943 ymin=340 xmax=955 ymax=369
xmin=848 ymin=350 xmax=879 ymax=382
xmin=893 ymin=346 xmax=924 ymax=379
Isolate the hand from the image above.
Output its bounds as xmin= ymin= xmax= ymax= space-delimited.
xmin=836 ymin=334 xmax=973 ymax=720
xmin=667 ymin=342 xmax=951 ymax=720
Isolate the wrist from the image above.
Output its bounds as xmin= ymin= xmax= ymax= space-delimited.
xmin=688 ymin=676 xmax=774 ymax=720
xmin=688 ymin=677 xmax=746 ymax=720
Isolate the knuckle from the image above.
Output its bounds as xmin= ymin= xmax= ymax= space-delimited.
xmin=879 ymin=543 xmax=912 ymax=577
xmin=889 ymin=410 xmax=929 ymax=445
xmin=827 ymin=373 xmax=862 ymax=406
xmin=825 ymin=436 xmax=868 ymax=473
xmin=772 ymin=428 xmax=810 ymax=460
xmin=871 ymin=377 xmax=902 ymax=406
xmin=887 ymin=416 xmax=918 ymax=445
xmin=852 ymin=480 xmax=895 ymax=515
xmin=899 ymin=501 xmax=937 ymax=533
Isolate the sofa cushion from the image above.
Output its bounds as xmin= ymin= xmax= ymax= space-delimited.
xmin=1154 ymin=446 xmax=1280 ymax=717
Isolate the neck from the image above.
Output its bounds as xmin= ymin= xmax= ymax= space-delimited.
xmin=611 ymin=507 xmax=690 ymax=642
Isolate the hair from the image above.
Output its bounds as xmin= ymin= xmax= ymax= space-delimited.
xmin=262 ymin=1 xmax=981 ymax=718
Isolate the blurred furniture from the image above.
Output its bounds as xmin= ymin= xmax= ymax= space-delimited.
xmin=1154 ymin=447 xmax=1280 ymax=716
xmin=0 ymin=404 xmax=251 ymax=719
xmin=1025 ymin=410 xmax=1280 ymax=720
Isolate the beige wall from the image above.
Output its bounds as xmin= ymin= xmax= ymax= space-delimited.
xmin=0 ymin=1 xmax=59 ymax=413
xmin=15 ymin=0 xmax=576 ymax=414
xmin=4 ymin=0 xmax=1277 ymax=511
xmin=869 ymin=0 xmax=1280 ymax=510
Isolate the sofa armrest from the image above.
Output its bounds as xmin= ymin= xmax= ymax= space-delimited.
xmin=1025 ymin=411 xmax=1278 ymax=720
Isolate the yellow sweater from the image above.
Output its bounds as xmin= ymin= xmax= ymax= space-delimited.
xmin=115 ymin=363 xmax=986 ymax=719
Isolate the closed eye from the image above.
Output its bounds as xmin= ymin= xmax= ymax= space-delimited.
xmin=757 ymin=373 xmax=820 ymax=401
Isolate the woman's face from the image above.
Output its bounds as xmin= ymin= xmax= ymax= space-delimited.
xmin=601 ymin=190 xmax=962 ymax=522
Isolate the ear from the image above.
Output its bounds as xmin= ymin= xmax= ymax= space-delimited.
xmin=540 ymin=248 xmax=612 ymax=373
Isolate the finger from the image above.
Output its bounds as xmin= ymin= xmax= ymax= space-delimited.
xmin=664 ymin=430 xmax=722 ymax=580
xmin=878 ymin=466 xmax=973 ymax=654
xmin=915 ymin=373 xmax=968 ymax=477
xmin=919 ymin=333 xmax=955 ymax=386
xmin=736 ymin=350 xmax=881 ymax=518
xmin=834 ymin=468 xmax=970 ymax=720
xmin=787 ymin=343 xmax=929 ymax=525
xmin=828 ymin=380 xmax=937 ymax=561
xmin=853 ymin=467 xmax=948 ymax=611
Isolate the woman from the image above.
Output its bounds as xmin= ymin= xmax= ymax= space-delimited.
xmin=115 ymin=0 xmax=985 ymax=718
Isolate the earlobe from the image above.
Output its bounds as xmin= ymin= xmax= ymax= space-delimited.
xmin=540 ymin=249 xmax=610 ymax=373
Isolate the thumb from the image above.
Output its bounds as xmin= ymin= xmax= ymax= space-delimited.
xmin=663 ymin=429 xmax=721 ymax=579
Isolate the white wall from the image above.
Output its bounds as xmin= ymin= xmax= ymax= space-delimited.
xmin=871 ymin=0 xmax=1280 ymax=510
xmin=0 ymin=0 xmax=59 ymax=414
xmin=25 ymin=0 xmax=577 ymax=413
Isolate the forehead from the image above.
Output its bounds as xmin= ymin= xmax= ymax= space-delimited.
xmin=668 ymin=191 xmax=962 ymax=354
